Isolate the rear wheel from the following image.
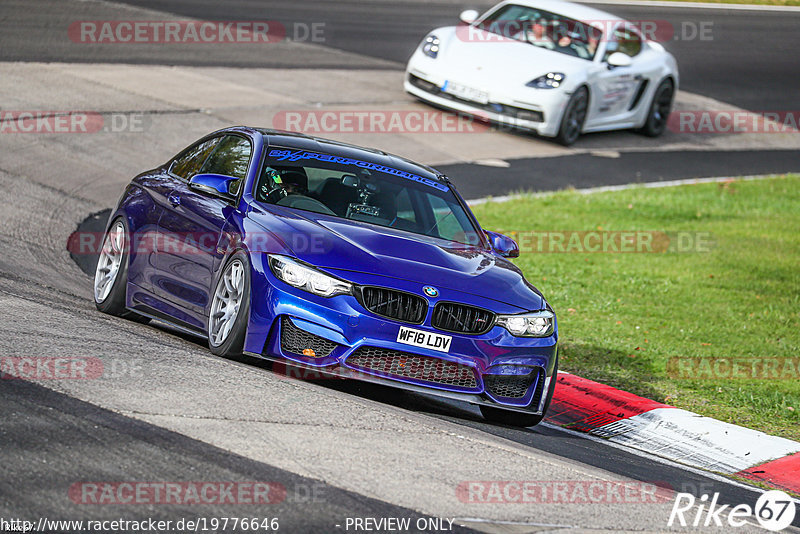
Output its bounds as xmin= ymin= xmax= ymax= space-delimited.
xmin=208 ymin=251 xmax=251 ymax=357
xmin=480 ymin=356 xmax=559 ymax=427
xmin=555 ymin=87 xmax=588 ymax=146
xmin=640 ymin=79 xmax=674 ymax=137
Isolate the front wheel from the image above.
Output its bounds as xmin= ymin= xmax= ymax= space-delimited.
xmin=639 ymin=79 xmax=674 ymax=137
xmin=208 ymin=251 xmax=251 ymax=357
xmin=94 ymin=219 xmax=128 ymax=315
xmin=94 ymin=218 xmax=148 ymax=323
xmin=555 ymin=87 xmax=588 ymax=146
xmin=480 ymin=357 xmax=559 ymax=427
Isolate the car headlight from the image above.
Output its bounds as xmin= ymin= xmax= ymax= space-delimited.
xmin=421 ymin=35 xmax=440 ymax=58
xmin=496 ymin=310 xmax=555 ymax=337
xmin=268 ymin=255 xmax=352 ymax=298
xmin=526 ymin=73 xmax=566 ymax=89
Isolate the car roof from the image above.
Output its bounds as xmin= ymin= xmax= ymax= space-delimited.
xmin=248 ymin=127 xmax=447 ymax=184
xmin=489 ymin=0 xmax=626 ymax=26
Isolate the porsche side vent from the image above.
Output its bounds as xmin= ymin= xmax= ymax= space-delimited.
xmin=357 ymin=286 xmax=427 ymax=324
xmin=628 ymin=79 xmax=649 ymax=111
xmin=484 ymin=368 xmax=543 ymax=399
xmin=432 ymin=302 xmax=495 ymax=335
xmin=346 ymin=347 xmax=478 ymax=390
xmin=280 ymin=317 xmax=339 ymax=358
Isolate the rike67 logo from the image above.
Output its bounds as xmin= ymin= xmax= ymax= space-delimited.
xmin=668 ymin=490 xmax=796 ymax=531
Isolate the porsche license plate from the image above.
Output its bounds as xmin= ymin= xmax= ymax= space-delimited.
xmin=442 ymin=81 xmax=489 ymax=105
xmin=397 ymin=326 xmax=452 ymax=353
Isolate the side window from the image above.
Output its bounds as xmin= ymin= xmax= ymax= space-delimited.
xmin=200 ymin=135 xmax=253 ymax=181
xmin=604 ymin=25 xmax=642 ymax=60
xmin=170 ymin=137 xmax=220 ymax=180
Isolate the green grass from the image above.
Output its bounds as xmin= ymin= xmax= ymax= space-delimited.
xmin=471 ymin=175 xmax=800 ymax=441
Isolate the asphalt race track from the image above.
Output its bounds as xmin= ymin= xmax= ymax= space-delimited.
xmin=7 ymin=0 xmax=800 ymax=111
xmin=1 ymin=0 xmax=799 ymax=532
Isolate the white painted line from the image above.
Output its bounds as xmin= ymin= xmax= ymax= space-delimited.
xmin=578 ymin=0 xmax=800 ymax=12
xmin=467 ymin=173 xmax=789 ymax=205
xmin=455 ymin=518 xmax=577 ymax=529
xmin=592 ymin=408 xmax=800 ymax=474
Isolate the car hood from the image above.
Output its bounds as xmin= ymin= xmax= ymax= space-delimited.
xmin=430 ymin=25 xmax=589 ymax=88
xmin=248 ymin=206 xmax=544 ymax=311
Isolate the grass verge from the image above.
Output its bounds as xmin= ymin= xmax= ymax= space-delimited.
xmin=471 ymin=175 xmax=800 ymax=441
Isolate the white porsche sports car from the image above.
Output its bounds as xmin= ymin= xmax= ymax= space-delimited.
xmin=404 ymin=0 xmax=679 ymax=145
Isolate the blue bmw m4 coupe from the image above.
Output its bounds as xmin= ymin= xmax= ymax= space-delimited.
xmin=94 ymin=127 xmax=558 ymax=426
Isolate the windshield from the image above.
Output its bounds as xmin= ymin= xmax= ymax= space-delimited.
xmin=478 ymin=4 xmax=603 ymax=60
xmin=254 ymin=148 xmax=483 ymax=246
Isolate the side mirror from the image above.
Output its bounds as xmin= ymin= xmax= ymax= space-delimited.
xmin=459 ymin=9 xmax=479 ymax=24
xmin=485 ymin=230 xmax=520 ymax=258
xmin=188 ymin=173 xmax=238 ymax=200
xmin=606 ymin=52 xmax=632 ymax=68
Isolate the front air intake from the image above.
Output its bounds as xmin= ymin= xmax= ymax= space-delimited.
xmin=280 ymin=316 xmax=339 ymax=358
xmin=345 ymin=346 xmax=478 ymax=390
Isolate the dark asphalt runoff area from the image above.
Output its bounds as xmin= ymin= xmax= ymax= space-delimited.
xmin=438 ymin=149 xmax=800 ymax=199
xmin=0 ymin=378 xmax=478 ymax=533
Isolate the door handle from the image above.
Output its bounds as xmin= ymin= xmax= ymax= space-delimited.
xmin=168 ymin=193 xmax=180 ymax=207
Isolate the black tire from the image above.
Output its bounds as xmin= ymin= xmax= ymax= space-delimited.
xmin=208 ymin=251 xmax=251 ymax=357
xmin=555 ymin=87 xmax=589 ymax=146
xmin=480 ymin=355 xmax=559 ymax=427
xmin=640 ymin=79 xmax=674 ymax=137
xmin=94 ymin=218 xmax=149 ymax=324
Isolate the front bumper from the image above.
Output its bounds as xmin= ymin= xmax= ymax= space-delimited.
xmin=404 ymin=69 xmax=568 ymax=138
xmin=244 ymin=255 xmax=558 ymax=414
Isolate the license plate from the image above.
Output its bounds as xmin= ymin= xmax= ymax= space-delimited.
xmin=396 ymin=326 xmax=452 ymax=353
xmin=442 ymin=80 xmax=489 ymax=105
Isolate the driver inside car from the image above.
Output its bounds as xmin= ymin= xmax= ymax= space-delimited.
xmin=257 ymin=166 xmax=309 ymax=203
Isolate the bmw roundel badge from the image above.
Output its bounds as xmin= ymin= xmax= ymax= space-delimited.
xmin=423 ymin=286 xmax=439 ymax=298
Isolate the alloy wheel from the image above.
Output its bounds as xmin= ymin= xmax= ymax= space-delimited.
xmin=209 ymin=259 xmax=245 ymax=346
xmin=94 ymin=221 xmax=125 ymax=303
